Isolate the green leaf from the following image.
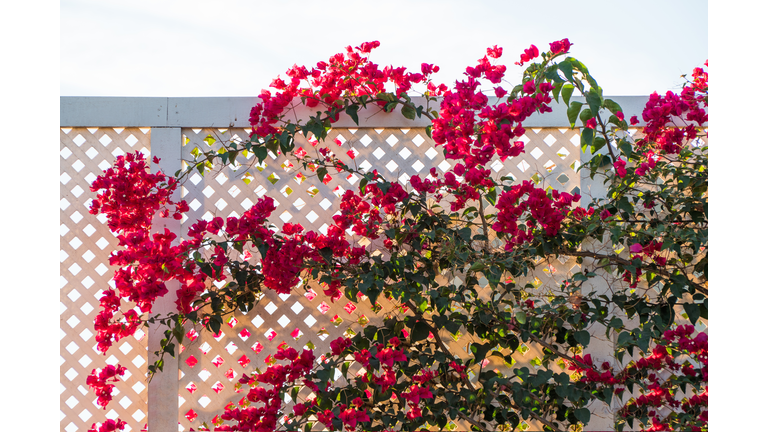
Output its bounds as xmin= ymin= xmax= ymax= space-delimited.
xmin=609 ymin=317 xmax=623 ymax=329
xmin=471 ymin=342 xmax=493 ymax=364
xmin=617 ymin=331 xmax=632 ymax=347
xmin=265 ymin=138 xmax=279 ymax=156
xmin=469 ymin=261 xmax=485 ymax=272
xmin=558 ymin=61 xmax=574 ymax=81
xmin=574 ymin=408 xmax=591 ymax=424
xmin=172 ymin=322 xmax=184 ymax=345
xmin=209 ymin=316 xmax=222 ymax=334
xmin=485 ymin=187 xmax=497 ymax=206
xmin=411 ymin=320 xmax=430 ymax=342
xmin=552 ymin=81 xmax=563 ymax=103
xmin=318 ymin=247 xmax=333 ymax=264
xmin=254 ymin=146 xmax=268 ymax=163
xmin=377 ymin=92 xmax=396 ymax=102
xmin=580 ymin=127 xmax=594 ymax=149
xmin=683 ymin=303 xmax=700 ymax=325
xmin=561 ymin=84 xmax=575 ymax=107
xmin=618 ymin=140 xmax=633 ymax=157
xmin=515 ymin=311 xmax=527 ymax=324
xmin=579 ymin=108 xmax=594 ymax=125
xmin=316 ymin=167 xmax=328 ymax=182
xmin=567 ymin=102 xmax=583 ymax=128
xmin=345 ymin=105 xmax=360 ymax=125
xmin=458 ymin=227 xmax=473 ymax=242
xmin=307 ymin=118 xmax=326 ymax=140
xmin=401 ymin=104 xmax=416 ymax=120
xmin=585 ymin=88 xmax=602 ymax=115
xmin=603 ymin=98 xmax=622 ymax=114
xmin=574 ymin=330 xmax=590 ymax=346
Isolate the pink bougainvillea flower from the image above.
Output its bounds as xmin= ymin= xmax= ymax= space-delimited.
xmin=89 ymin=419 xmax=127 ymax=432
xmin=211 ymin=355 xmax=224 ymax=368
xmin=340 ymin=407 xmax=370 ymax=429
xmin=614 ymin=159 xmax=627 ymax=178
xmin=549 ymin=38 xmax=572 ymax=55
xmin=515 ymin=44 xmax=539 ymax=66
xmin=487 ymin=45 xmax=503 ymax=59
xmin=330 ymin=336 xmax=352 ymax=356
xmin=184 ymin=409 xmax=197 ymax=422
xmin=523 ymin=80 xmax=536 ymax=94
xmin=407 ymin=406 xmax=423 ymax=420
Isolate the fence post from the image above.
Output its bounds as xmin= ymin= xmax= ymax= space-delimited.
xmin=577 ymin=143 xmax=619 ymax=431
xmin=148 ymin=127 xmax=182 ymax=432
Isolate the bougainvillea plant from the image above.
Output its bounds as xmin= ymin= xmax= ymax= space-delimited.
xmin=86 ymin=40 xmax=707 ymax=432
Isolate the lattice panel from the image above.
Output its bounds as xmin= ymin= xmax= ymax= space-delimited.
xmin=175 ymin=127 xmax=582 ymax=430
xmin=60 ymin=128 xmax=151 ymax=432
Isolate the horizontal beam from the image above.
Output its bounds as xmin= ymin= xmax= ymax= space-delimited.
xmin=61 ymin=96 xmax=653 ymax=128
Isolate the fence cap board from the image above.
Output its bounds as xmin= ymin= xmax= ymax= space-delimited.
xmin=61 ymin=96 xmax=652 ymax=128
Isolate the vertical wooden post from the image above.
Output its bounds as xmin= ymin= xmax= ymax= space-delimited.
xmin=578 ymin=140 xmax=618 ymax=431
xmin=148 ymin=127 xmax=182 ymax=432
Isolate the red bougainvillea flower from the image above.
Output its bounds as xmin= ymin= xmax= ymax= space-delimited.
xmin=614 ymin=159 xmax=627 ymax=178
xmin=330 ymin=336 xmax=352 ymax=356
xmin=515 ymin=44 xmax=539 ymax=66
xmin=88 ymin=419 xmax=127 ymax=432
xmin=549 ymin=38 xmax=572 ymax=55
xmin=487 ymin=45 xmax=503 ymax=59
xmin=339 ymin=406 xmax=370 ymax=429
xmin=86 ymin=364 xmax=127 ymax=409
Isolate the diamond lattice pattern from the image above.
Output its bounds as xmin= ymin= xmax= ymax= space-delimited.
xmin=60 ymin=128 xmax=150 ymax=432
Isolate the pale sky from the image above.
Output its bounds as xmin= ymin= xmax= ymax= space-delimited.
xmin=61 ymin=0 xmax=708 ymax=97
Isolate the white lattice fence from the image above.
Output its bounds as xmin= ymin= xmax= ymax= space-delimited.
xmin=60 ymin=127 xmax=152 ymax=432
xmin=60 ymin=96 xmax=657 ymax=432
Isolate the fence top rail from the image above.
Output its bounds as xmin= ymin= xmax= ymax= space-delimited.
xmin=60 ymin=96 xmax=651 ymax=128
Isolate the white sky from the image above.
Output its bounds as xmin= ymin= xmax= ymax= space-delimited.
xmin=61 ymin=0 xmax=708 ymax=97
